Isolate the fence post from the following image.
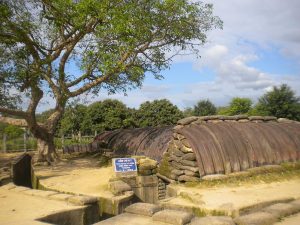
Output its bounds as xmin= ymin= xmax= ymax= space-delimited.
xmin=61 ymin=134 xmax=65 ymax=148
xmin=2 ymin=134 xmax=7 ymax=153
xmin=79 ymin=131 xmax=82 ymax=143
xmin=24 ymin=129 xmax=27 ymax=152
xmin=94 ymin=130 xmax=97 ymax=137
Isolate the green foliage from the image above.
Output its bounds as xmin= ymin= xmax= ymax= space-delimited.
xmin=81 ymin=99 xmax=135 ymax=134
xmin=226 ymin=97 xmax=252 ymax=115
xmin=137 ymin=99 xmax=183 ymax=127
xmin=217 ymin=106 xmax=229 ymax=115
xmin=0 ymin=0 xmax=222 ymax=105
xmin=193 ymin=99 xmax=217 ymax=116
xmin=3 ymin=125 xmax=24 ymax=138
xmin=59 ymin=104 xmax=87 ymax=136
xmin=255 ymin=84 xmax=300 ymax=120
xmin=182 ymin=107 xmax=194 ymax=117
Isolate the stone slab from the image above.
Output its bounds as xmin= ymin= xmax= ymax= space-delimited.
xmin=262 ymin=203 xmax=300 ymax=218
xmin=48 ymin=193 xmax=74 ymax=201
xmin=191 ymin=216 xmax=235 ymax=225
xmin=13 ymin=186 xmax=31 ymax=192
xmin=109 ymin=180 xmax=132 ymax=195
xmin=68 ymin=195 xmax=98 ymax=206
xmin=234 ymin=212 xmax=277 ymax=225
xmin=125 ymin=203 xmax=162 ymax=216
xmin=152 ymin=209 xmax=193 ymax=225
xmin=94 ymin=213 xmax=168 ymax=225
xmin=0 ymin=182 xmax=16 ymax=190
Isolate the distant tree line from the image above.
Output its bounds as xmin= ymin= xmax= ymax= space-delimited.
xmin=1 ymin=84 xmax=299 ymax=138
xmin=184 ymin=84 xmax=300 ymax=121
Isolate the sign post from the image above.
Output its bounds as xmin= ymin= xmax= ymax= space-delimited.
xmin=113 ymin=158 xmax=137 ymax=177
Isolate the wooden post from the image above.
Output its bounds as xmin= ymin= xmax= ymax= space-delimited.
xmin=94 ymin=130 xmax=97 ymax=137
xmin=2 ymin=134 xmax=7 ymax=153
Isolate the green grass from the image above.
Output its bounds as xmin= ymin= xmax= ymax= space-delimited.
xmin=183 ymin=161 xmax=300 ymax=188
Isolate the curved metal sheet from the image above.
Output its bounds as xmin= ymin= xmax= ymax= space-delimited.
xmin=181 ymin=121 xmax=300 ymax=175
xmin=93 ymin=121 xmax=300 ymax=175
xmin=93 ymin=126 xmax=174 ymax=161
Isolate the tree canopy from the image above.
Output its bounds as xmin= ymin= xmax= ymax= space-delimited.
xmin=226 ymin=97 xmax=252 ymax=116
xmin=81 ymin=99 xmax=135 ymax=134
xmin=0 ymin=0 xmax=222 ymax=161
xmin=137 ymin=99 xmax=183 ymax=127
xmin=193 ymin=99 xmax=217 ymax=116
xmin=256 ymin=84 xmax=300 ymax=120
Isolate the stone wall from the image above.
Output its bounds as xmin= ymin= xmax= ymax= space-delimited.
xmin=158 ymin=131 xmax=200 ymax=183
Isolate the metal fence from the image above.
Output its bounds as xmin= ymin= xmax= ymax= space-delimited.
xmin=0 ymin=132 xmax=95 ymax=153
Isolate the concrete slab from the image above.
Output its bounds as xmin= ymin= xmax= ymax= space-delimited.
xmin=34 ymin=158 xmax=114 ymax=198
xmin=152 ymin=209 xmax=193 ymax=225
xmin=0 ymin=183 xmax=16 ymax=190
xmin=191 ymin=216 xmax=235 ymax=225
xmin=262 ymin=203 xmax=300 ymax=218
xmin=94 ymin=213 xmax=168 ymax=225
xmin=274 ymin=213 xmax=300 ymax=225
xmin=0 ymin=188 xmax=83 ymax=225
xmin=234 ymin=212 xmax=277 ymax=225
xmin=163 ymin=179 xmax=300 ymax=217
xmin=125 ymin=203 xmax=162 ymax=216
xmin=49 ymin=193 xmax=73 ymax=201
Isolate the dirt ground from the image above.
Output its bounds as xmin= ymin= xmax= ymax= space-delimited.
xmin=0 ymin=152 xmax=24 ymax=167
xmin=34 ymin=155 xmax=115 ymax=198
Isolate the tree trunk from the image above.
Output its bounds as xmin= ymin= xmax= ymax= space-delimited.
xmin=36 ymin=137 xmax=56 ymax=164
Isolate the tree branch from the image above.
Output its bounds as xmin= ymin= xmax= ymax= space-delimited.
xmin=0 ymin=107 xmax=27 ymax=118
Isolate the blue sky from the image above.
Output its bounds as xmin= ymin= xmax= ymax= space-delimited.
xmin=39 ymin=0 xmax=300 ymax=111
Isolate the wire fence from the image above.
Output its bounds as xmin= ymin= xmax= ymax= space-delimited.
xmin=0 ymin=133 xmax=95 ymax=153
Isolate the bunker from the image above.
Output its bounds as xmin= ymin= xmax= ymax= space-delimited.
xmin=93 ymin=116 xmax=300 ymax=182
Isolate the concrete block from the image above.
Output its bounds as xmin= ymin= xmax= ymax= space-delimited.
xmin=125 ymin=203 xmax=162 ymax=216
xmin=49 ymin=193 xmax=74 ymax=201
xmin=234 ymin=212 xmax=277 ymax=225
xmin=191 ymin=216 xmax=235 ymax=225
xmin=290 ymin=199 xmax=300 ymax=209
xmin=152 ymin=209 xmax=193 ymax=225
xmin=109 ymin=180 xmax=132 ymax=195
xmin=68 ymin=195 xmax=98 ymax=206
xmin=31 ymin=190 xmax=58 ymax=198
xmin=13 ymin=186 xmax=31 ymax=192
xmin=262 ymin=203 xmax=300 ymax=218
xmin=0 ymin=182 xmax=16 ymax=190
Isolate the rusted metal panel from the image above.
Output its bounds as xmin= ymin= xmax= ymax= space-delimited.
xmin=93 ymin=126 xmax=174 ymax=161
xmin=94 ymin=121 xmax=300 ymax=175
xmin=180 ymin=121 xmax=300 ymax=175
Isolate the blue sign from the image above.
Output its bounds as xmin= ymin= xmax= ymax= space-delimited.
xmin=114 ymin=158 xmax=137 ymax=172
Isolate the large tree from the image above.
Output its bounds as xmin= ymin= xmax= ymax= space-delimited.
xmin=0 ymin=0 xmax=221 ymax=162
xmin=193 ymin=99 xmax=216 ymax=116
xmin=137 ymin=99 xmax=183 ymax=127
xmin=81 ymin=99 xmax=134 ymax=134
xmin=256 ymin=84 xmax=300 ymax=120
xmin=227 ymin=97 xmax=252 ymax=116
